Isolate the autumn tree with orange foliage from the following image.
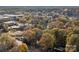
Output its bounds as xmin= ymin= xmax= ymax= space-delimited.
xmin=22 ymin=28 xmax=42 ymax=47
xmin=37 ymin=32 xmax=55 ymax=51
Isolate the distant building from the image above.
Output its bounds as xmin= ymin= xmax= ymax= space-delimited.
xmin=9 ymin=31 xmax=23 ymax=37
xmin=3 ymin=21 xmax=17 ymax=26
xmin=8 ymin=25 xmax=20 ymax=30
xmin=0 ymin=15 xmax=10 ymax=23
xmin=3 ymin=14 xmax=24 ymax=21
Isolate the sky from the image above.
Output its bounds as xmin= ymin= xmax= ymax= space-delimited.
xmin=0 ymin=6 xmax=79 ymax=9
xmin=0 ymin=0 xmax=78 ymax=6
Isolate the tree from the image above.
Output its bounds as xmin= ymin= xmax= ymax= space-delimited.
xmin=9 ymin=43 xmax=28 ymax=52
xmin=37 ymin=32 xmax=55 ymax=51
xmin=18 ymin=43 xmax=28 ymax=52
xmin=23 ymin=29 xmax=36 ymax=41
xmin=22 ymin=29 xmax=36 ymax=46
xmin=19 ymin=13 xmax=33 ymax=24
xmin=0 ymin=33 xmax=16 ymax=51
xmin=49 ymin=28 xmax=67 ymax=47
xmin=48 ymin=21 xmax=64 ymax=29
xmin=22 ymin=28 xmax=42 ymax=47
xmin=65 ymin=34 xmax=79 ymax=52
xmin=58 ymin=16 xmax=69 ymax=24
xmin=72 ymin=20 xmax=79 ymax=27
xmin=32 ymin=28 xmax=42 ymax=40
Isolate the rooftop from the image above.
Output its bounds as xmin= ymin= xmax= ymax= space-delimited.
xmin=3 ymin=14 xmax=24 ymax=17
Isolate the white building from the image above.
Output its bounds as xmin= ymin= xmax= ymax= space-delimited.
xmin=0 ymin=15 xmax=10 ymax=23
xmin=4 ymin=21 xmax=17 ymax=26
xmin=3 ymin=14 xmax=24 ymax=21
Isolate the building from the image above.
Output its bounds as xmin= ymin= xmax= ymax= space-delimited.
xmin=0 ymin=15 xmax=10 ymax=23
xmin=3 ymin=14 xmax=24 ymax=21
xmin=4 ymin=21 xmax=17 ymax=26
